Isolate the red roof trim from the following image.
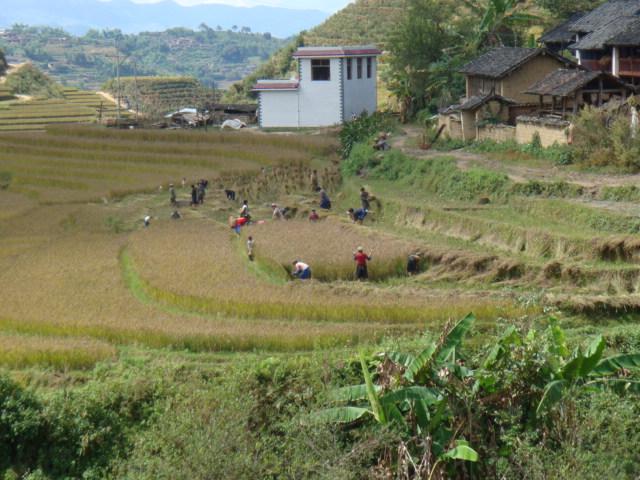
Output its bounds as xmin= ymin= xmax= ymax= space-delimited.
xmin=293 ymin=48 xmax=382 ymax=58
xmin=252 ymin=82 xmax=299 ymax=91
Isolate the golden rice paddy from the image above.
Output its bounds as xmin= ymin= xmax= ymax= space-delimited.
xmin=0 ymin=127 xmax=534 ymax=369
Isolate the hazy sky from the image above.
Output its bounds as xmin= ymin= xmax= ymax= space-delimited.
xmin=129 ymin=0 xmax=353 ymax=12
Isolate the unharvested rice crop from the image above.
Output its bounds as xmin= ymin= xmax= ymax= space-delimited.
xmin=0 ymin=332 xmax=117 ymax=369
xmin=127 ymin=220 xmax=530 ymax=325
xmin=249 ymin=219 xmax=414 ymax=281
xmin=0 ymin=126 xmax=337 ymax=202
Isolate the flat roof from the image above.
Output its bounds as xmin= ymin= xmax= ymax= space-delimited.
xmin=292 ymin=45 xmax=382 ymax=58
xmin=252 ymin=80 xmax=299 ymax=92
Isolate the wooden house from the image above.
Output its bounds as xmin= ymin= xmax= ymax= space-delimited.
xmin=540 ymin=0 xmax=640 ymax=84
xmin=439 ymin=47 xmax=575 ymax=141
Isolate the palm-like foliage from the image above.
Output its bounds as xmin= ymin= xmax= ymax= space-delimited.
xmin=462 ymin=0 xmax=542 ymax=47
xmin=313 ymin=314 xmax=479 ymax=474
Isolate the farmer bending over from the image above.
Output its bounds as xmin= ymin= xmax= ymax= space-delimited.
xmin=353 ymin=246 xmax=372 ymax=280
xmin=292 ymin=260 xmax=312 ymax=280
xmin=347 ymin=208 xmax=368 ymax=224
xmin=407 ymin=253 xmax=421 ymax=275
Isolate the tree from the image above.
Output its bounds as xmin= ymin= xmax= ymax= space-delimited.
xmin=460 ymin=0 xmax=541 ymax=48
xmin=535 ymin=0 xmax=605 ymax=19
xmin=0 ymin=48 xmax=7 ymax=76
xmin=387 ymin=0 xmax=468 ymax=120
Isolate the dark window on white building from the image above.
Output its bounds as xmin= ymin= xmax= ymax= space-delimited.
xmin=357 ymin=58 xmax=363 ymax=79
xmin=346 ymin=58 xmax=352 ymax=80
xmin=311 ymin=59 xmax=331 ymax=81
xmin=367 ymin=57 xmax=373 ymax=78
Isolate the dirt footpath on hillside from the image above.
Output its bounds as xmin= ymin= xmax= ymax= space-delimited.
xmin=392 ymin=125 xmax=640 ymax=189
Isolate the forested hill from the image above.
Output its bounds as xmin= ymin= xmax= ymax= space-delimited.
xmin=228 ymin=0 xmax=405 ymax=100
xmin=0 ymin=25 xmax=287 ymax=90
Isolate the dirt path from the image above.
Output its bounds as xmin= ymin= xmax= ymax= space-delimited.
xmin=392 ymin=125 xmax=640 ymax=189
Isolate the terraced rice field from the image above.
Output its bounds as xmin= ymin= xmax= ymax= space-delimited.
xmin=0 ymin=126 xmax=537 ymax=369
xmin=0 ymin=87 xmax=122 ymax=132
xmin=0 ymin=125 xmax=335 ymax=202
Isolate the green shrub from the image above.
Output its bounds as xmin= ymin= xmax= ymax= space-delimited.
xmin=339 ymin=112 xmax=396 ymax=159
xmin=5 ymin=64 xmax=63 ymax=99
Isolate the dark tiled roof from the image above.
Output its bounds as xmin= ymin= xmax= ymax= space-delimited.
xmin=525 ymin=68 xmax=633 ymax=97
xmin=569 ymin=0 xmax=640 ymax=33
xmin=458 ymin=93 xmax=516 ymax=111
xmin=459 ymin=47 xmax=573 ymax=79
xmin=571 ymin=15 xmax=640 ymax=49
xmin=539 ymin=12 xmax=586 ymax=44
xmin=525 ymin=69 xmax=600 ymax=96
xmin=606 ymin=17 xmax=640 ymax=45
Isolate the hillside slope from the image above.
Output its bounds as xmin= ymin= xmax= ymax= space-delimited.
xmin=303 ymin=0 xmax=405 ymax=49
xmin=228 ymin=0 xmax=405 ymax=101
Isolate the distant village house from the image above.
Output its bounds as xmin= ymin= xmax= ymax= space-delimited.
xmin=440 ymin=0 xmax=640 ymax=148
xmin=253 ymin=45 xmax=381 ymax=128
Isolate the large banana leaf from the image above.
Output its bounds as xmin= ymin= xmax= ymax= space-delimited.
xmin=310 ymin=406 xmax=371 ymax=424
xmin=561 ymin=350 xmax=584 ymax=381
xmin=579 ymin=335 xmax=605 ymax=377
xmin=548 ymin=317 xmax=569 ymax=359
xmin=443 ymin=441 xmax=479 ymax=462
xmin=404 ymin=344 xmax=437 ymax=382
xmin=329 ymin=384 xmax=381 ymax=403
xmin=385 ymin=351 xmax=415 ymax=368
xmin=536 ymin=379 xmax=568 ymax=415
xmin=592 ymin=353 xmax=640 ymax=376
xmin=435 ymin=314 xmax=475 ymax=364
xmin=483 ymin=325 xmax=518 ymax=368
xmin=587 ymin=378 xmax=640 ymax=394
xmin=360 ymin=352 xmax=386 ymax=425
xmin=381 ymin=386 xmax=440 ymax=405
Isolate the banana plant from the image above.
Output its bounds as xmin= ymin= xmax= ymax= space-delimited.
xmin=536 ymin=332 xmax=640 ymax=415
xmin=312 ymin=314 xmax=478 ymax=464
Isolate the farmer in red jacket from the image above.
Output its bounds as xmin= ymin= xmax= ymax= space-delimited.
xmin=353 ymin=246 xmax=372 ymax=280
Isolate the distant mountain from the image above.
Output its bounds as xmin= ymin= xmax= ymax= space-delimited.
xmin=0 ymin=0 xmax=330 ymax=39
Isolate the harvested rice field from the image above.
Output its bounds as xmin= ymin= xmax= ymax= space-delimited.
xmin=0 ymin=126 xmax=541 ymax=370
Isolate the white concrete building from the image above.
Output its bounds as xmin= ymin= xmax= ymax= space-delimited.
xmin=253 ymin=45 xmax=381 ymax=128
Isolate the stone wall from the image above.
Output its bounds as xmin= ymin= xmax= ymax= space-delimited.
xmin=515 ymin=116 xmax=569 ymax=147
xmin=477 ymin=124 xmax=516 ymax=143
xmin=438 ymin=113 xmax=463 ymax=140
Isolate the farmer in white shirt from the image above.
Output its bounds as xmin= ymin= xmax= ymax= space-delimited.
xmin=292 ymin=260 xmax=311 ymax=280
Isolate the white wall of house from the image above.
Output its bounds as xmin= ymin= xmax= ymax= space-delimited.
xmin=297 ymin=57 xmax=343 ymax=127
xmin=259 ymin=90 xmax=299 ymax=128
xmin=342 ymin=56 xmax=377 ymax=121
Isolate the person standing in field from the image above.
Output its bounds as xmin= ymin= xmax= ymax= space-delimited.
xmin=190 ymin=184 xmax=198 ymax=206
xmin=309 ymin=209 xmax=319 ymax=222
xmin=143 ymin=215 xmax=151 ymax=228
xmin=240 ymin=200 xmax=250 ymax=219
xmin=247 ymin=236 xmax=255 ymax=261
xmin=319 ymin=188 xmax=331 ymax=210
xmin=310 ymin=169 xmax=320 ymax=192
xmin=181 ymin=177 xmax=187 ymax=189
xmin=169 ymin=184 xmax=176 ymax=205
xmin=353 ymin=246 xmax=372 ymax=280
xmin=292 ymin=260 xmax=312 ymax=280
xmin=360 ymin=187 xmax=370 ymax=210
